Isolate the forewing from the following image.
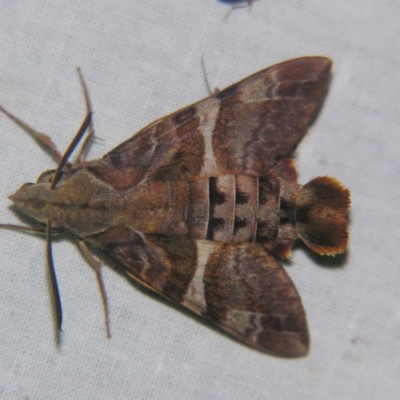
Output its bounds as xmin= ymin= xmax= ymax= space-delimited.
xmin=84 ymin=57 xmax=332 ymax=190
xmin=211 ymin=57 xmax=332 ymax=176
xmin=87 ymin=228 xmax=308 ymax=357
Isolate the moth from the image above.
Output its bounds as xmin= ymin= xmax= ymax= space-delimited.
xmin=0 ymin=57 xmax=350 ymax=357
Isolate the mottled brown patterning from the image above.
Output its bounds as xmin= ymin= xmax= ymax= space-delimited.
xmin=2 ymin=57 xmax=350 ymax=357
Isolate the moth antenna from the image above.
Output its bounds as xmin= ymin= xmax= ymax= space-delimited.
xmin=201 ymin=56 xmax=220 ymax=96
xmin=0 ymin=105 xmax=64 ymax=163
xmin=76 ymin=68 xmax=95 ymax=163
xmin=44 ymin=109 xmax=92 ymax=335
xmin=0 ymin=224 xmax=46 ymax=234
xmin=201 ymin=56 xmax=213 ymax=96
xmin=50 ymin=112 xmax=92 ymax=189
xmin=46 ymin=220 xmax=63 ymax=334
xmin=78 ymin=239 xmax=111 ymax=338
xmin=0 ymin=224 xmax=64 ymax=236
xmin=296 ymin=176 xmax=351 ymax=256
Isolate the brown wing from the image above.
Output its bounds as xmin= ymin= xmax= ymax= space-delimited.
xmin=202 ymin=242 xmax=308 ymax=357
xmin=87 ymin=228 xmax=308 ymax=357
xmin=84 ymin=57 xmax=332 ymax=190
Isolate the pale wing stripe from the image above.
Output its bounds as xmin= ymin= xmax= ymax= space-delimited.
xmin=197 ymin=98 xmax=220 ymax=175
xmin=182 ymin=240 xmax=217 ymax=314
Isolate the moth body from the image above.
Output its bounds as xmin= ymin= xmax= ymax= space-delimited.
xmin=11 ymin=159 xmax=347 ymax=256
xmin=4 ymin=57 xmax=350 ymax=357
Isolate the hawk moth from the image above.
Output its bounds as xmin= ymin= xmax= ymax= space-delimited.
xmin=1 ymin=57 xmax=350 ymax=357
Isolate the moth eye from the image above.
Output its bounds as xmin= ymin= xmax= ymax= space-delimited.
xmin=37 ymin=169 xmax=56 ymax=184
xmin=37 ymin=221 xmax=64 ymax=234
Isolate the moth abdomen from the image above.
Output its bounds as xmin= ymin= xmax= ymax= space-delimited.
xmin=187 ymin=172 xmax=350 ymax=256
xmin=188 ymin=174 xmax=282 ymax=244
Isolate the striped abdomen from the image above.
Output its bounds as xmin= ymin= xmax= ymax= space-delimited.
xmin=188 ymin=174 xmax=295 ymax=245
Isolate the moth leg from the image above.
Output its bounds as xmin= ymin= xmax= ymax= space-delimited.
xmin=0 ymin=105 xmax=63 ymax=162
xmin=77 ymin=239 xmax=111 ymax=338
xmin=76 ymin=68 xmax=95 ymax=164
xmin=0 ymin=70 xmax=94 ymax=169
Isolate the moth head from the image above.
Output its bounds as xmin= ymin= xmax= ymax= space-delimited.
xmin=295 ymin=176 xmax=351 ymax=256
xmin=8 ymin=169 xmax=66 ymax=226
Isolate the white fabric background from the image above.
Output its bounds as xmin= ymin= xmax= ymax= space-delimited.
xmin=0 ymin=1 xmax=399 ymax=399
